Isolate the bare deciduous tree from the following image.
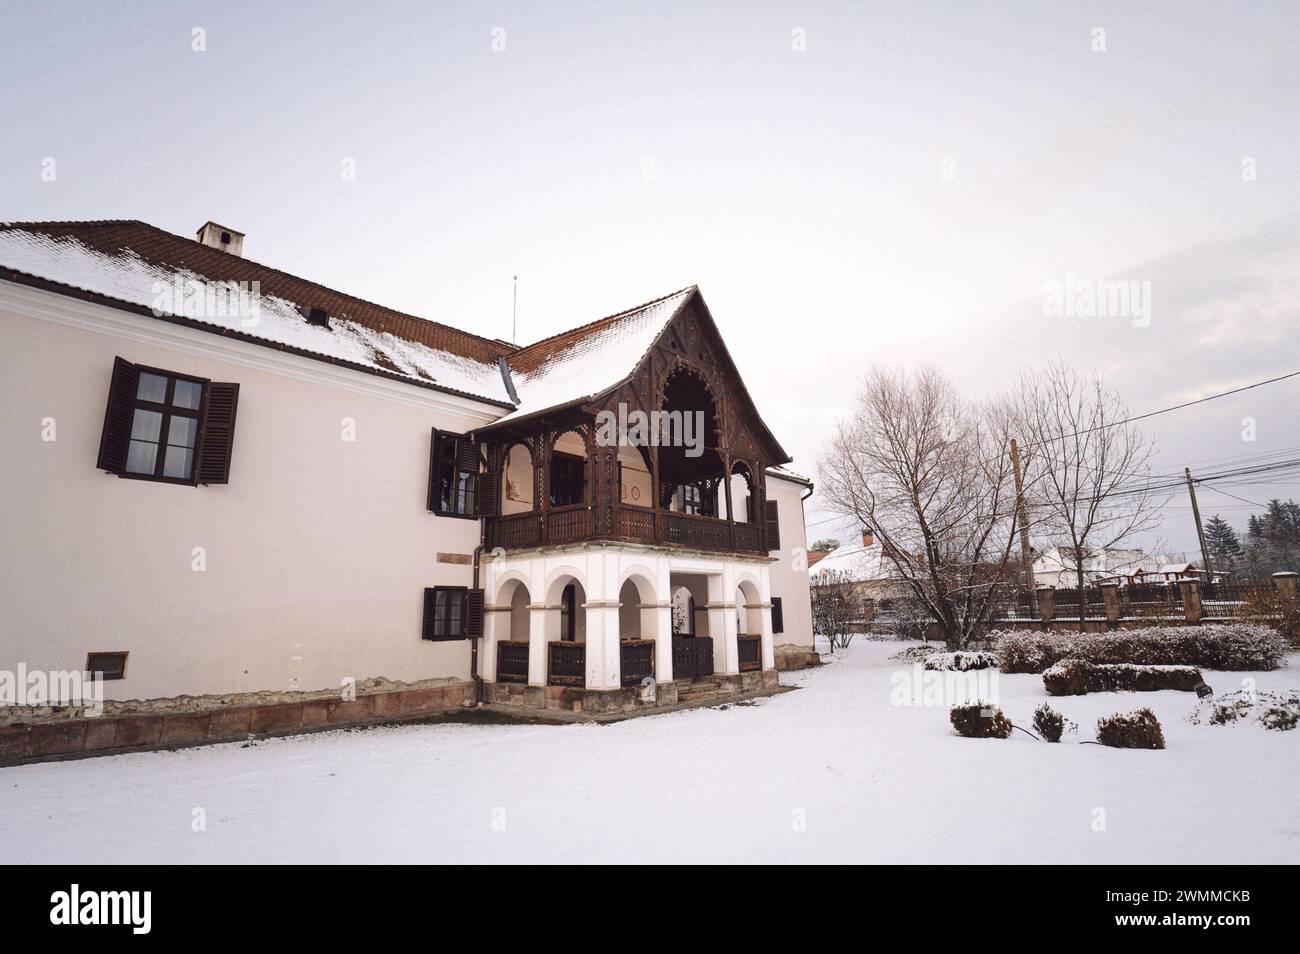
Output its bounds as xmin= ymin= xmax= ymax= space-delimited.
xmin=809 ymin=567 xmax=861 ymax=652
xmin=1015 ymin=364 xmax=1164 ymax=627
xmin=819 ymin=367 xmax=1021 ymax=648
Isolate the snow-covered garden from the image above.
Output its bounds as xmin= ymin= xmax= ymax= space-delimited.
xmin=2 ymin=638 xmax=1296 ymax=864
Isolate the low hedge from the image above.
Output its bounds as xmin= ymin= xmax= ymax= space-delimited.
xmin=1096 ymin=708 xmax=1166 ymax=749
xmin=1043 ymin=659 xmax=1204 ymax=695
xmin=923 ymin=650 xmax=999 ymax=672
xmin=995 ymin=624 xmax=1285 ymax=674
xmin=949 ymin=702 xmax=1012 ymax=738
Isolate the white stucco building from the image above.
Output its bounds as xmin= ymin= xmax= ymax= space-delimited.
xmin=0 ymin=219 xmax=816 ymax=730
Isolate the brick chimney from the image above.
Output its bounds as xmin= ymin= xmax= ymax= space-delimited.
xmin=196 ymin=221 xmax=245 ymax=257
xmin=861 ymin=527 xmax=875 ymax=547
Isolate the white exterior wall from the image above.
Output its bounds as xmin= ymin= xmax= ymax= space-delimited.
xmin=765 ymin=473 xmax=815 ymax=648
xmin=0 ymin=281 xmax=503 ymax=701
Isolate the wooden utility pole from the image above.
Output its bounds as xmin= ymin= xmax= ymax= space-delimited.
xmin=1184 ymin=467 xmax=1212 ymax=577
xmin=1010 ymin=439 xmax=1035 ymax=591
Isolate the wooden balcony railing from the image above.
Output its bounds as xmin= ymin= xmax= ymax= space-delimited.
xmin=546 ymin=504 xmax=594 ymax=545
xmin=487 ymin=503 xmax=765 ymax=554
xmin=547 ymin=641 xmax=586 ymax=687
xmin=672 ymin=636 xmax=714 ymax=681
xmin=496 ymin=640 xmax=529 ymax=684
xmin=619 ymin=639 xmax=655 ymax=686
xmin=485 ymin=511 xmax=542 ymax=550
xmin=738 ymin=634 xmax=761 ymax=672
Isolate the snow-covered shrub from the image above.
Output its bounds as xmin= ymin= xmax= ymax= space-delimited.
xmin=923 ymin=650 xmax=999 ymax=672
xmin=1032 ymin=703 xmax=1067 ymax=742
xmin=949 ymin=702 xmax=1012 ymax=739
xmin=890 ymin=645 xmax=939 ymax=664
xmin=1190 ymin=688 xmax=1300 ymax=731
xmin=1043 ymin=659 xmax=1203 ymax=695
xmin=994 ymin=630 xmax=1052 ymax=673
xmin=1096 ymin=708 xmax=1165 ymax=749
xmin=1261 ymin=705 xmax=1299 ymax=732
xmin=1042 ymin=659 xmax=1089 ymax=695
xmin=996 ymin=624 xmax=1285 ymax=674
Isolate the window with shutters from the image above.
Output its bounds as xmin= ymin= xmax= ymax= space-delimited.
xmin=764 ymin=498 xmax=781 ymax=551
xmin=771 ymin=597 xmax=784 ymax=634
xmin=429 ymin=430 xmax=479 ymax=517
xmin=422 ymin=586 xmax=484 ymax=640
xmin=97 ymin=357 xmax=239 ymax=485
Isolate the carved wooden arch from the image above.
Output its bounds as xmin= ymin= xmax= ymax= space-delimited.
xmin=495 ymin=436 xmax=538 ymax=513
xmin=659 ymin=360 xmax=724 ymax=449
xmin=541 ymin=420 xmax=598 ymax=511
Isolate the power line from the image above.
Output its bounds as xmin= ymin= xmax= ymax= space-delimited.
xmin=998 ymin=369 xmax=1300 ymax=471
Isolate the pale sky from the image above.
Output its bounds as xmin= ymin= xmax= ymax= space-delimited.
xmin=3 ymin=0 xmax=1298 ymax=556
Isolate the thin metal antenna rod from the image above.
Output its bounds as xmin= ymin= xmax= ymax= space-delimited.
xmin=512 ymin=275 xmax=518 ymax=344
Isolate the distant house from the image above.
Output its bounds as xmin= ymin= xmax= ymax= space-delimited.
xmin=1032 ymin=547 xmax=1180 ymax=589
xmin=810 ymin=529 xmax=913 ymax=629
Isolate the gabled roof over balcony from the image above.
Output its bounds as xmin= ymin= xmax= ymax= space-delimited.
xmin=482 ymin=285 xmax=790 ymax=465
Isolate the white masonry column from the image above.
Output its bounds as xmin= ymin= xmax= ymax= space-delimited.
xmin=758 ymin=565 xmax=776 ymax=671
xmin=652 ymin=560 xmax=673 ymax=682
xmin=650 ymin=601 xmax=673 ymax=682
xmin=583 ymin=599 xmax=622 ymax=689
xmin=583 ymin=552 xmax=623 ymax=690
xmin=707 ymin=572 xmax=740 ymax=675
xmin=481 ymin=603 xmax=509 ymax=682
xmin=527 ymin=603 xmax=548 ymax=687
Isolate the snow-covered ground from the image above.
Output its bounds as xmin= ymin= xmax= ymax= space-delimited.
xmin=3 ymin=640 xmax=1297 ymax=864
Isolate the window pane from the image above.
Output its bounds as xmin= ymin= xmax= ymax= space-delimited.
xmin=163 ymin=445 xmax=194 ymax=479
xmin=126 ymin=439 xmax=158 ymax=474
xmin=439 ymin=435 xmax=459 ymax=461
xmin=457 ymin=473 xmax=474 ymax=514
xmin=130 ymin=409 xmax=163 ymax=442
xmin=439 ymin=463 xmax=457 ymax=512
xmin=167 ymin=414 xmax=198 ymax=448
xmin=136 ymin=372 xmax=168 ymax=403
xmin=172 ymin=379 xmax=202 ymax=410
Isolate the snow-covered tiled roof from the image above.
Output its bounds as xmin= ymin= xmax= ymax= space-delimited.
xmin=492 ymin=286 xmax=696 ymax=426
xmin=0 ymin=221 xmax=515 ymax=405
xmin=766 ymin=464 xmax=811 ymax=485
xmin=0 ymin=221 xmax=789 ymax=468
xmin=810 ymin=541 xmax=892 ymax=583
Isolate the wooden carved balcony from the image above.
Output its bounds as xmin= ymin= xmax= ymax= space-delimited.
xmin=485 ymin=503 xmax=767 ymax=555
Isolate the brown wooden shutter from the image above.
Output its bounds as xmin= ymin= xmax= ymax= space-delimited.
xmin=196 ymin=382 xmax=239 ymax=483
xmin=422 ymin=587 xmax=439 ymax=640
xmin=465 ymin=588 xmax=484 ymax=637
xmin=476 ymin=472 xmax=498 ymax=516
xmin=427 ymin=428 xmax=440 ymax=512
xmin=96 ymin=356 xmax=139 ymax=474
xmin=764 ymin=499 xmax=781 ymax=552
xmin=771 ymin=596 xmax=784 ymax=634
xmin=458 ymin=435 xmax=480 ymax=472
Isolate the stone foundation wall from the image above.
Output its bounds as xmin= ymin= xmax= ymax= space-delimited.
xmin=485 ymin=669 xmax=779 ymax=716
xmin=774 ymin=645 xmax=823 ymax=670
xmin=0 ymin=680 xmax=474 ymax=767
